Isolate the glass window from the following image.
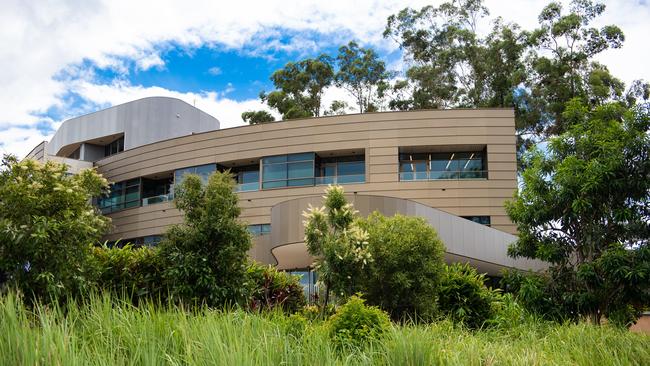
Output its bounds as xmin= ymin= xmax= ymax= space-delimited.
xmin=98 ymin=178 xmax=141 ymax=213
xmin=263 ymin=163 xmax=287 ymax=181
xmin=262 ymin=153 xmax=315 ymax=189
xmin=461 ymin=216 xmax=491 ymax=226
xmin=288 ymin=161 xmax=313 ymax=179
xmin=104 ymin=137 xmax=124 ymax=157
xmin=248 ymin=224 xmax=271 ymax=236
xmin=316 ymin=155 xmax=365 ymax=185
xmin=174 ymin=164 xmax=216 ymax=185
xmin=400 ymin=150 xmax=486 ymax=181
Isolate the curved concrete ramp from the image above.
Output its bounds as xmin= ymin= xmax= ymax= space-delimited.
xmin=268 ymin=194 xmax=546 ymax=275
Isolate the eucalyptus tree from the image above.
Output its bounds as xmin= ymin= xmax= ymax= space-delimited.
xmin=259 ymin=54 xmax=335 ymax=119
xmin=335 ymin=42 xmax=390 ymax=113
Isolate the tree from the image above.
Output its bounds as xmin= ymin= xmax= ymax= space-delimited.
xmin=303 ymin=185 xmax=372 ymax=310
xmin=384 ymin=0 xmax=648 ymax=159
xmin=384 ymin=0 xmax=526 ymax=110
xmin=324 ymin=100 xmax=350 ymax=116
xmin=0 ymin=156 xmax=110 ymax=301
xmin=357 ymin=212 xmax=445 ymax=321
xmin=335 ymin=42 xmax=390 ymax=113
xmin=260 ymin=54 xmax=334 ymax=119
xmin=518 ymin=0 xmax=626 ymax=141
xmin=241 ymin=110 xmax=275 ymax=124
xmin=158 ymin=171 xmax=251 ymax=306
xmin=505 ymin=99 xmax=650 ymax=323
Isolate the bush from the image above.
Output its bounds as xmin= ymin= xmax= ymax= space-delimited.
xmin=500 ymin=268 xmax=580 ymax=322
xmin=358 ymin=213 xmax=445 ymax=321
xmin=328 ymin=295 xmax=391 ymax=349
xmin=157 ymin=171 xmax=251 ymax=306
xmin=438 ymin=263 xmax=498 ymax=329
xmin=88 ymin=244 xmax=163 ymax=303
xmin=0 ymin=157 xmax=110 ymax=302
xmin=246 ymin=262 xmax=306 ymax=314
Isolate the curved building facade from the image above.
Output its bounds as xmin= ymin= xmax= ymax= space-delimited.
xmin=26 ymin=96 xmax=545 ymax=275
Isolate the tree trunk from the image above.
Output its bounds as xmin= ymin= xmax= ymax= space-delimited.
xmin=321 ymin=280 xmax=331 ymax=317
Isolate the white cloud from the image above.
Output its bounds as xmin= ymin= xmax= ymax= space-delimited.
xmin=1 ymin=0 xmax=649 ymax=159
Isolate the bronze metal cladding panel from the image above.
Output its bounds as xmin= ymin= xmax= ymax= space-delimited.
xmin=96 ymin=109 xmax=518 ymax=243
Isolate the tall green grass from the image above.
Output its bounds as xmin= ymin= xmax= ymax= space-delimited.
xmin=1 ymin=292 xmax=648 ymax=365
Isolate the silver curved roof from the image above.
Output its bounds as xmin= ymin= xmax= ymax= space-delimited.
xmin=47 ymin=96 xmax=220 ymax=156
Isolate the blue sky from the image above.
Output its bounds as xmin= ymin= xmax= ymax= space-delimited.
xmin=1 ymin=0 xmax=649 ymax=158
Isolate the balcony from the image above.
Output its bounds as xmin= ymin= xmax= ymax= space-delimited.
xmin=142 ymin=193 xmax=174 ymax=206
xmin=235 ymin=182 xmax=260 ymax=192
xmin=315 ymin=174 xmax=365 ymax=185
xmin=399 ymin=170 xmax=488 ymax=181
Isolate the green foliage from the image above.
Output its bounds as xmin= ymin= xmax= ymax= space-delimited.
xmin=357 ymin=212 xmax=445 ymax=321
xmin=327 ymin=295 xmax=391 ymax=349
xmin=384 ymin=1 xmax=526 ymax=110
xmin=384 ymin=0 xmax=649 ymax=157
xmin=88 ymin=244 xmax=163 ymax=303
xmin=506 ymin=99 xmax=650 ymax=323
xmin=335 ymin=41 xmax=390 ymax=113
xmin=438 ymin=263 xmax=498 ymax=329
xmin=519 ymin=0 xmax=627 ymax=138
xmin=500 ymin=269 xmax=575 ymax=322
xmin=241 ymin=110 xmax=275 ymax=124
xmin=246 ymin=262 xmax=306 ymax=314
xmin=260 ymin=54 xmax=334 ymax=119
xmin=303 ymin=185 xmax=372 ymax=307
xmin=157 ymin=171 xmax=251 ymax=306
xmin=2 ymin=291 xmax=650 ymax=365
xmin=0 ymin=156 xmax=110 ymax=301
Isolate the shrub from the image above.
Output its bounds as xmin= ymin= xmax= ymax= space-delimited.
xmin=438 ymin=263 xmax=498 ymax=329
xmin=88 ymin=244 xmax=163 ymax=303
xmin=157 ymin=171 xmax=251 ymax=306
xmin=282 ymin=313 xmax=309 ymax=339
xmin=246 ymin=262 xmax=306 ymax=314
xmin=328 ymin=295 xmax=391 ymax=349
xmin=357 ymin=212 xmax=445 ymax=321
xmin=0 ymin=156 xmax=110 ymax=302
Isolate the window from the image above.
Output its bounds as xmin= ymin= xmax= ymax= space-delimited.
xmin=174 ymin=164 xmax=216 ymax=185
xmin=98 ymin=178 xmax=141 ymax=214
xmin=232 ymin=165 xmax=260 ymax=192
xmin=316 ymin=155 xmax=365 ymax=185
xmin=262 ymin=153 xmax=315 ymax=189
xmin=287 ymin=269 xmax=319 ymax=301
xmin=141 ymin=177 xmax=173 ymax=205
xmin=68 ymin=146 xmax=80 ymax=160
xmin=108 ymin=235 xmax=163 ymax=247
xmin=248 ymin=224 xmax=271 ymax=236
xmin=399 ymin=150 xmax=486 ymax=181
xmin=461 ymin=216 xmax=491 ymax=226
xmin=104 ymin=137 xmax=124 ymax=157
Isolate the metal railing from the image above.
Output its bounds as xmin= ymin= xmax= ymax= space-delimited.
xmin=399 ymin=170 xmax=488 ymax=181
xmin=142 ymin=193 xmax=174 ymax=206
xmin=235 ymin=182 xmax=260 ymax=192
xmin=315 ymin=174 xmax=365 ymax=185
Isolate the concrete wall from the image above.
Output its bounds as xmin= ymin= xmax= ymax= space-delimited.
xmin=266 ymin=194 xmax=545 ymax=274
xmin=91 ymin=108 xmax=520 ymax=268
xmin=46 ymin=97 xmax=220 ymax=158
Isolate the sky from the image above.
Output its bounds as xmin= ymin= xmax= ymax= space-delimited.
xmin=1 ymin=0 xmax=649 ymax=158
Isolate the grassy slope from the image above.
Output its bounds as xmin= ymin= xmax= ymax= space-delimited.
xmin=1 ymin=293 xmax=648 ymax=366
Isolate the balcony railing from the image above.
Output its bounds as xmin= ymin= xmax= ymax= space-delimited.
xmin=399 ymin=170 xmax=488 ymax=181
xmin=315 ymin=174 xmax=365 ymax=185
xmin=142 ymin=193 xmax=174 ymax=206
xmin=235 ymin=182 xmax=260 ymax=192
